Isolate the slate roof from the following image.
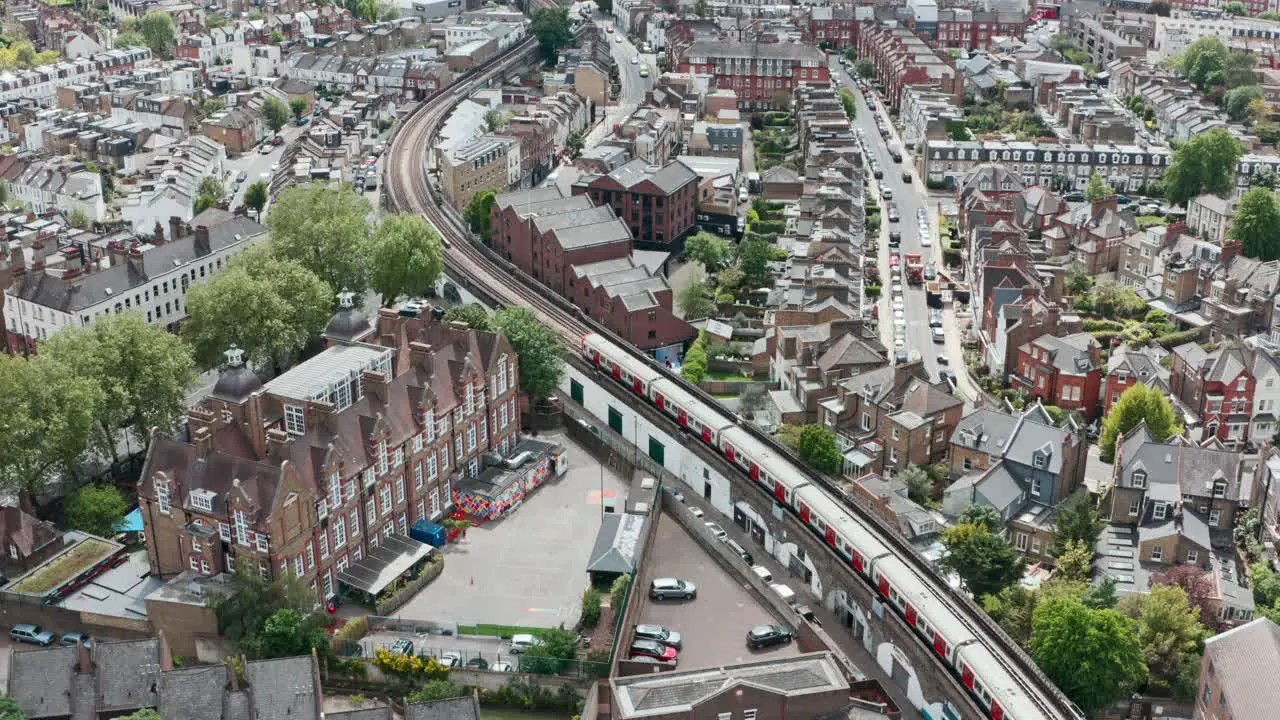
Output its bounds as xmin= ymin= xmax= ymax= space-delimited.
xmin=98 ymin=638 xmax=162 ymax=712
xmin=587 ymin=512 xmax=647 ymax=574
xmin=951 ymin=408 xmax=1020 ymax=455
xmin=0 ymin=506 xmax=60 ymax=560
xmin=405 ymin=695 xmax=481 ymax=720
xmin=975 ymin=462 xmax=1024 ymax=511
xmin=157 ymin=665 xmax=228 ymax=720
xmin=596 ymin=158 xmax=697 ymax=194
xmin=1203 ymin=618 xmax=1280 ymax=719
xmin=328 ymin=708 xmax=393 ymax=720
xmin=1024 ymin=332 xmax=1099 ymax=375
xmin=8 ymin=646 xmax=78 ymax=718
xmin=246 ymin=655 xmax=317 ymax=720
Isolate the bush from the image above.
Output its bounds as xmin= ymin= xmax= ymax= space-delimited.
xmin=372 ymin=648 xmax=450 ymax=680
xmin=334 ymin=616 xmax=369 ymax=644
xmin=1156 ymin=328 xmax=1204 ymax=349
xmin=1090 ymin=330 xmax=1122 ymax=347
xmin=751 ymin=219 xmax=786 ymax=234
xmin=865 ymin=284 xmax=881 ymax=297
xmin=483 ymin=679 xmax=581 ymax=713
xmin=1083 ymin=319 xmax=1125 ymax=332
xmin=610 ymin=573 xmax=631 ymax=610
xmin=586 ymin=648 xmax=612 ymax=678
xmin=580 ymin=587 xmax=603 ymax=628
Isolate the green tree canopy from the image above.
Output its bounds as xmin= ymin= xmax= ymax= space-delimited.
xmin=442 ymin=303 xmax=492 ymax=331
xmin=531 ymin=8 xmax=574 ymax=64
xmin=364 ymin=214 xmax=444 ymax=304
xmin=1031 ymin=594 xmax=1147 ymax=715
xmin=289 ymin=98 xmax=307 ymax=120
xmin=139 ymin=12 xmax=176 ymax=57
xmin=983 ymin=583 xmax=1039 ymax=647
xmin=519 ymin=626 xmax=578 ymax=675
xmin=854 ymin=59 xmax=873 ymax=78
xmin=1052 ymin=494 xmax=1106 ymax=553
xmin=1225 ymin=85 xmax=1265 ymax=121
xmin=258 ymin=608 xmax=330 ymax=659
xmin=492 ymin=308 xmax=564 ymax=401
xmin=738 ymin=237 xmax=774 ymax=287
xmin=678 ymin=278 xmax=715 ymax=320
xmin=958 ymin=504 xmax=1002 ymax=532
xmin=211 ymin=558 xmax=328 ymax=659
xmin=1229 ymin=186 xmax=1280 ymax=261
xmin=194 ymin=175 xmax=225 ymax=215
xmin=464 ymin=189 xmax=497 ymax=242
xmin=407 ymin=680 xmax=468 ymax=703
xmin=64 ymin=484 xmax=128 ymax=539
xmin=900 ymin=465 xmax=933 ymax=504
xmin=680 ymin=332 xmax=708 ymax=384
xmin=244 ymin=180 xmax=269 ymax=220
xmin=183 ymin=245 xmax=333 ymax=370
xmin=1163 ymin=128 xmax=1244 ymax=206
xmin=0 ymin=694 xmax=25 ymax=720
xmin=267 ymin=183 xmax=373 ymax=295
xmin=1100 ymin=384 xmax=1181 ymax=462
xmin=795 ymin=425 xmax=841 ymax=474
xmin=0 ymin=353 xmax=100 ymax=493
xmin=1055 ymin=540 xmax=1094 ymax=583
xmin=113 ymin=32 xmax=147 ymax=50
xmin=940 ymin=522 xmax=1024 ymax=599
xmin=261 ymin=97 xmax=290 ymax=134
xmin=1084 ymin=173 xmax=1114 ymax=201
xmin=42 ymin=312 xmax=194 ymax=462
xmin=684 ymin=232 xmax=732 ymax=270
xmin=1119 ymin=584 xmax=1207 ymax=694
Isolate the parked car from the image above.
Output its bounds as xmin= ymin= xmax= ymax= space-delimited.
xmin=937 ymin=355 xmax=950 ymax=366
xmin=901 ymin=171 xmax=912 ymax=183
xmin=746 ymin=624 xmax=793 ymax=650
xmin=930 ymin=309 xmax=943 ymax=327
xmin=889 ymin=230 xmax=901 ymax=245
xmin=60 ymin=632 xmax=92 ymax=649
xmin=940 ymin=370 xmax=956 ymax=386
xmin=491 ymin=661 xmax=515 ymax=672
xmin=258 ymin=144 xmax=273 ymax=155
xmin=649 ymin=578 xmax=697 ymax=600
xmin=881 ymin=188 xmax=893 ymax=200
xmin=704 ymin=522 xmax=727 ymax=541
xmin=888 ymin=210 xmax=900 ymax=222
xmin=895 ymin=349 xmax=910 ymax=364
xmin=932 ymin=327 xmax=945 ymax=343
xmin=923 ymin=264 xmax=937 ymax=281
xmin=438 ymin=651 xmax=462 ymax=668
xmin=465 ymin=656 xmax=489 ymax=670
xmin=389 ymin=638 xmax=414 ymax=656
xmin=508 ymin=634 xmax=537 ymax=654
xmin=630 ymin=638 xmax=678 ymax=662
xmin=1064 ymin=192 xmax=1085 ymax=202
xmin=271 ymin=135 xmax=283 ymax=146
xmin=688 ymin=506 xmax=704 ymax=519
xmin=236 ymin=171 xmax=247 ymax=183
xmin=634 ymin=624 xmax=682 ymax=649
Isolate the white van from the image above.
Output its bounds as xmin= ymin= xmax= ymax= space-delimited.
xmin=508 ymin=634 xmax=537 ymax=654
xmin=750 ymin=565 xmax=772 ymax=583
xmin=770 ymin=583 xmax=797 ymax=607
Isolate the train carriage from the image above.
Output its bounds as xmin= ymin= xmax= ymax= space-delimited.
xmin=719 ymin=426 xmax=808 ymax=505
xmin=872 ymin=555 xmax=976 ymax=669
xmin=648 ymin=378 xmax=736 ymax=445
xmin=792 ymin=484 xmax=891 ymax=576
xmin=582 ymin=333 xmax=664 ymax=397
xmin=955 ymin=643 xmax=1045 ymax=720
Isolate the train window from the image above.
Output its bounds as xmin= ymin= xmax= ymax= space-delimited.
xmin=889 ymin=589 xmax=901 ymax=605
xmin=919 ymin=620 xmax=930 ymax=636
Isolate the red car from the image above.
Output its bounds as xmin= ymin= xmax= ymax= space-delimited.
xmin=630 ymin=638 xmax=678 ymax=662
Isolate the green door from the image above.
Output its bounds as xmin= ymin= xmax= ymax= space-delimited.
xmin=648 ymin=437 xmax=665 ymax=466
xmin=570 ymin=379 xmax=584 ymax=405
xmin=608 ymin=406 xmax=623 ymax=434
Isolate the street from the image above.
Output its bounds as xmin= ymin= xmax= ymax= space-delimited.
xmin=829 ymin=60 xmax=980 ymax=405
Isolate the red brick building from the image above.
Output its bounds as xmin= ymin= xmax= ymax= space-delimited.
xmin=1012 ymin=332 xmax=1103 ymax=418
xmin=676 ymin=40 xmax=830 ymax=111
xmin=934 ymin=10 xmax=1027 ymax=51
xmin=136 ymin=298 xmax=522 ymax=605
xmin=806 ymin=7 xmax=860 ymax=50
xmin=571 ymin=158 xmax=698 ymax=252
xmin=857 ymin=24 xmax=959 ymax=111
xmin=1103 ymin=344 xmax=1170 ymax=414
xmin=492 ymin=186 xmax=694 ymax=350
xmin=1171 ymin=342 xmax=1256 ymax=446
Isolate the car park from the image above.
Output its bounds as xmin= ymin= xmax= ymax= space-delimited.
xmin=649 ymin=578 xmax=697 ymax=600
xmin=634 ymin=624 xmax=683 ymax=649
xmin=630 ymin=638 xmax=679 ymax=662
xmin=745 ymin=624 xmax=793 ymax=650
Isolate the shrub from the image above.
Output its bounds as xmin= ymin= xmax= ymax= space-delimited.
xmin=1156 ymin=328 xmax=1204 ymax=349
xmin=610 ymin=573 xmax=631 ymax=610
xmin=1090 ymin=330 xmax=1122 ymax=347
xmin=372 ymin=648 xmax=450 ymax=680
xmin=1083 ymin=319 xmax=1125 ymax=332
xmin=865 ymin=284 xmax=881 ymax=297
xmin=580 ymin=588 xmax=603 ymax=628
xmin=334 ymin=616 xmax=369 ymax=644
xmin=716 ymin=292 xmax=736 ymax=304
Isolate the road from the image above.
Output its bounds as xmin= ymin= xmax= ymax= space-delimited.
xmin=221 ymin=122 xmax=311 ymax=207
xmin=829 ymin=60 xmax=980 ymax=404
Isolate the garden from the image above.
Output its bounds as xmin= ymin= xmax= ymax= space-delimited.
xmin=752 ymin=111 xmax=801 ymax=172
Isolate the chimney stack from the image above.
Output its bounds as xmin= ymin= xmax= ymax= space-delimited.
xmin=361 ymin=370 xmax=390 ymax=404
xmin=194 ymin=224 xmax=210 ymax=249
xmin=265 ymin=427 xmax=292 ymax=457
xmin=192 ymin=424 xmax=213 ymax=457
xmin=409 ymin=341 xmax=435 ymax=370
xmin=153 ymin=220 xmax=165 ymax=245
xmin=169 ymin=215 xmax=184 ymax=241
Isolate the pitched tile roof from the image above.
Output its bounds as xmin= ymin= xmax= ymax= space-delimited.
xmin=1203 ymin=618 xmax=1280 ymax=718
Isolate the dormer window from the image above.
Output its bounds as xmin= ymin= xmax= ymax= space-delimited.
xmin=1213 ymin=480 xmax=1226 ymax=499
xmin=1238 ymin=377 xmax=1248 ymax=391
xmin=1132 ymin=470 xmax=1147 ymax=489
xmin=1033 ymin=453 xmax=1047 ymax=469
xmin=1153 ymin=502 xmax=1167 ymax=521
xmin=189 ymin=489 xmax=215 ymax=513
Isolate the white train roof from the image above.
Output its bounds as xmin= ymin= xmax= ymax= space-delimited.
xmin=649 ymin=377 xmax=736 ymax=431
xmin=956 ymin=642 xmax=1047 ymax=719
xmin=584 ymin=333 xmax=664 ymax=384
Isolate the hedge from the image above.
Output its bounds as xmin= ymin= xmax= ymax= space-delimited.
xmin=1090 ymin=330 xmax=1122 ymax=346
xmin=751 ymin=220 xmax=786 ymax=234
xmin=1083 ymin=319 xmax=1125 ymax=332
xmin=1156 ymin=328 xmax=1205 ymax=349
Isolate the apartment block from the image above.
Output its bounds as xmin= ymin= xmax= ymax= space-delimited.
xmin=439 ymin=135 xmax=519 ymax=210
xmin=676 ymin=40 xmax=829 ymax=111
xmin=856 ymin=23 xmax=959 ymax=112
xmin=572 ymin=158 xmax=698 ymax=252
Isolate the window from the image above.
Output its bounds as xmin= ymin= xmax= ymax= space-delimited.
xmin=414 ymin=462 xmax=424 ymax=489
xmin=1132 ymin=470 xmax=1147 ymax=489
xmin=1187 ymin=550 xmax=1198 ymax=563
xmin=861 ymin=413 xmax=871 ymax=431
xmin=441 ymin=444 xmax=450 ymax=470
xmin=293 ymin=555 xmax=304 ymax=577
xmin=395 ymin=476 xmax=405 ymax=504
xmin=500 ymin=403 xmax=509 ymax=429
xmin=366 ymin=497 xmax=377 ymax=526
xmin=284 ymin=405 xmax=305 ymax=435
xmin=306 ymin=542 xmax=315 ymax=570
xmin=1030 ymin=476 xmax=1041 ymax=497
xmin=192 ymin=537 xmax=202 ymax=553
xmin=455 ymin=436 xmax=462 ymax=461
xmin=333 ymin=517 xmax=347 ymax=548
xmin=1153 ymin=502 xmax=1167 ymax=521
xmin=1210 ymin=508 xmax=1222 ymax=525
xmin=319 ymin=532 xmax=329 ymax=560
xmin=190 ymin=556 xmax=201 ymax=572
xmin=190 ymin=490 xmax=213 ymax=512
xmin=378 ymin=440 xmax=388 ymax=474
xmin=156 ymin=479 xmax=171 ymax=515
xmin=962 ymin=457 xmax=973 ymax=471
xmin=363 ymin=468 xmax=375 ymax=489
xmin=1128 ymin=498 xmax=1141 ymax=516
xmin=1016 ymin=533 xmax=1028 ymax=551
xmin=443 ymin=477 xmax=452 ymax=508
xmin=234 ymin=509 xmax=248 ymax=545
xmin=892 ymin=427 xmax=900 ymax=440
xmin=380 ymin=487 xmax=392 ymax=517
xmin=256 ymin=534 xmax=269 ymax=553
xmin=330 ymin=473 xmax=342 ymax=509
xmin=743 ymin=710 xmax=758 ymax=720
xmin=350 ymin=508 xmax=361 ymax=537
xmin=219 ymin=523 xmax=231 ymax=542
xmin=1151 ymin=545 xmax=1164 ymax=561
xmin=430 ymin=488 xmax=441 ymax=518
xmin=1031 ymin=537 xmax=1041 ymax=554
xmin=467 ymin=426 xmax=477 ymax=452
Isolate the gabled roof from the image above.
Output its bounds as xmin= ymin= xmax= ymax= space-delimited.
xmin=1203 ymin=618 xmax=1280 ymax=719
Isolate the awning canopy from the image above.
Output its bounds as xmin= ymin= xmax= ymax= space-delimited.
xmin=335 ymin=534 xmax=435 ymax=595
xmin=117 ymin=508 xmax=144 ymax=533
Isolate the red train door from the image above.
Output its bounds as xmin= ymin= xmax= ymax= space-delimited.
xmin=724 ymin=443 xmax=735 ymax=461
xmin=852 ymin=551 xmax=864 ymax=573
xmin=799 ymin=502 xmax=810 ymax=523
xmin=905 ymin=604 xmax=917 ymax=626
xmin=655 ymin=393 xmax=665 ymax=410
xmin=678 ymin=408 xmax=688 ymax=426
xmin=877 ymin=576 xmax=889 ymax=598
xmin=961 ymin=664 xmax=975 ymax=690
xmin=749 ymin=463 xmax=760 ymax=480
xmin=824 ymin=526 xmax=836 ymax=547
xmin=612 ymin=365 xmax=621 ymax=379
xmin=592 ymin=350 xmax=601 ymax=364
xmin=991 ymin=701 xmax=1005 ymax=720
xmin=774 ymin=481 xmax=786 ymax=502
xmin=632 ymin=378 xmax=643 ymax=394
xmin=933 ymin=635 xmax=948 ymax=659
xmin=701 ymin=426 xmax=713 ymax=443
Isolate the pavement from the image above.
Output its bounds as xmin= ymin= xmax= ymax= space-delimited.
xmin=632 ymin=512 xmax=801 ymax=671
xmin=829 ymin=59 xmax=980 ymax=406
xmin=393 ymin=432 xmax=629 ymax=630
xmin=221 ymin=121 xmax=311 ymax=209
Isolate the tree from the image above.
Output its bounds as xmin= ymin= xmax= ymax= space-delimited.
xmin=1086 ymin=576 xmax=1120 ymax=610
xmin=42 ymin=313 xmax=194 ymax=462
xmin=64 ymin=484 xmax=128 ymax=538
xmin=684 ymin=232 xmax=732 ymax=270
xmin=1065 ymin=263 xmax=1094 ymax=295
xmin=492 ymin=308 xmax=564 ymax=401
xmin=183 ymin=245 xmax=333 ymax=370
xmin=407 ymin=680 xmax=468 ymax=703
xmin=464 ymin=189 xmax=497 ymax=242
xmin=0 ymin=354 xmax=100 ymax=493
xmin=258 ymin=608 xmax=330 ymax=659
xmin=244 ymin=180 xmax=268 ymax=220
xmin=519 ymin=626 xmax=578 ymax=675
xmin=737 ymin=384 xmax=767 ymax=419
xmin=531 ymin=8 xmax=574 ymax=65
xmin=365 ymin=214 xmax=444 ymax=305
xmin=678 ymin=279 xmax=715 ymax=320
xmin=565 ymin=131 xmax=585 ymax=159
xmin=1100 ymin=384 xmax=1181 ymax=462
xmin=1153 ymin=564 xmax=1217 ymax=627
xmin=267 ymin=183 xmax=372 ymax=295
xmin=1225 ymin=85 xmax=1265 ymax=121
xmin=194 ymin=175 xmax=225 ymax=215
xmin=795 ymin=425 xmax=841 ymax=474
xmin=939 ymin=522 xmax=1024 ymax=599
xmin=958 ymin=504 xmax=1002 ymax=532
xmin=199 ymin=98 xmax=226 ymax=119
xmin=289 ymin=98 xmax=307 ymax=121
xmin=1055 ymin=540 xmax=1094 ymax=583
xmin=442 ymin=304 xmax=492 ymax=331
xmin=211 ymin=557 xmax=325 ymax=658
xmin=1120 ymin=584 xmax=1207 ymax=694
xmin=681 ymin=332 xmax=708 ymax=384
xmin=900 ymin=466 xmax=933 ymax=504
xmin=1052 ymin=495 xmax=1106 ymax=553
xmin=983 ymin=584 xmax=1039 ymax=647
xmin=1229 ymin=186 xmax=1280 ymax=261
xmin=483 ymin=109 xmax=509 ymax=132
xmin=1224 ymin=0 xmax=1247 ymax=13
xmin=0 ymin=694 xmax=24 ymax=720
xmin=1163 ymin=128 xmax=1244 ymax=206
xmin=139 ymin=12 xmax=176 ymax=57
xmin=738 ymin=237 xmax=774 ymax=288
xmin=269 ymin=31 xmax=285 ymax=44
xmin=854 ymin=59 xmax=874 ymax=78
xmin=114 ymin=32 xmax=147 ymax=49
xmin=261 ymin=97 xmax=290 ymax=134
xmin=1084 ymin=173 xmax=1114 ymax=202
xmin=1030 ymin=594 xmax=1147 ymax=715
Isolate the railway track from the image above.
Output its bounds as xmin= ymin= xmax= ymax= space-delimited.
xmin=384 ymin=15 xmax=1080 ymax=720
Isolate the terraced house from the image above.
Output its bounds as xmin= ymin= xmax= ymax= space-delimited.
xmin=137 ymin=296 xmax=521 ymax=605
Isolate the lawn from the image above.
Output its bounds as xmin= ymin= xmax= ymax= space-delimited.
xmin=482 ymin=710 xmax=566 ymax=720
xmin=10 ymin=538 xmax=114 ymax=594
xmin=456 ymin=623 xmax=549 ymax=639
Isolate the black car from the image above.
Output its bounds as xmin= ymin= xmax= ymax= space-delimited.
xmin=465 ymin=657 xmax=489 ymax=670
xmin=888 ymin=231 xmax=901 ymax=245
xmin=746 ymin=624 xmax=793 ymax=650
xmin=901 ymin=171 xmax=912 ymax=183
xmin=940 ymin=369 xmax=956 ymax=387
xmin=872 ymin=168 xmax=884 ymax=179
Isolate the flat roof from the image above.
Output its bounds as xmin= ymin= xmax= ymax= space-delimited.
xmin=262 ymin=343 xmax=393 ymax=404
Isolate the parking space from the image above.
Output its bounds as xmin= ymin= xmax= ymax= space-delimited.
xmin=395 ymin=432 xmax=627 ymax=630
xmin=631 ymin=515 xmax=800 ymax=671
xmin=360 ymin=630 xmax=519 ymax=669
